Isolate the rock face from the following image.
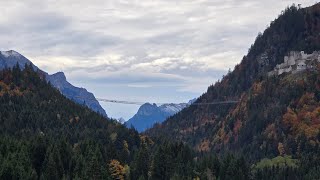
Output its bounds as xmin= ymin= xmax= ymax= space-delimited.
xmin=125 ymin=99 xmax=196 ymax=132
xmin=0 ymin=50 xmax=107 ymax=117
xmin=46 ymin=72 xmax=107 ymax=117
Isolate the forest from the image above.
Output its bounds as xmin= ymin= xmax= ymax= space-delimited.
xmin=2 ymin=3 xmax=320 ymax=180
xmin=0 ymin=64 xmax=253 ymax=180
xmin=0 ymin=61 xmax=320 ymax=180
xmin=147 ymin=3 xmax=320 ymax=159
xmin=145 ymin=3 xmax=320 ymax=179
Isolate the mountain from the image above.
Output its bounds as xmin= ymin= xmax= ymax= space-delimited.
xmin=3 ymin=3 xmax=320 ymax=179
xmin=0 ymin=50 xmax=37 ymax=69
xmin=126 ymin=99 xmax=195 ymax=132
xmin=46 ymin=71 xmax=107 ymax=117
xmin=146 ymin=4 xmax=320 ymax=161
xmin=0 ymin=66 xmax=256 ymax=180
xmin=0 ymin=66 xmax=144 ymax=179
xmin=0 ymin=50 xmax=107 ymax=117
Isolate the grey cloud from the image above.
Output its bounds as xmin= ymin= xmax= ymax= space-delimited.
xmin=0 ymin=0 xmax=316 ymax=118
xmin=0 ymin=0 xmax=317 ymax=98
xmin=70 ymin=69 xmax=186 ymax=84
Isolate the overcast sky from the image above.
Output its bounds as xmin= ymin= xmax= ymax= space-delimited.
xmin=0 ymin=0 xmax=317 ymax=119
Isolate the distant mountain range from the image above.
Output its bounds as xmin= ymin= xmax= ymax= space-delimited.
xmin=125 ymin=99 xmax=196 ymax=132
xmin=0 ymin=50 xmax=107 ymax=117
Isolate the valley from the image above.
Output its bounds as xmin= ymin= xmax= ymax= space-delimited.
xmin=0 ymin=2 xmax=320 ymax=180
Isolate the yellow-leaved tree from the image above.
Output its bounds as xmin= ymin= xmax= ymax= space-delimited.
xmin=109 ymin=159 xmax=125 ymax=180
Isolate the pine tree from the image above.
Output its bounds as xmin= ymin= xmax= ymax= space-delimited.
xmin=42 ymin=145 xmax=64 ymax=180
xmin=86 ymin=148 xmax=103 ymax=180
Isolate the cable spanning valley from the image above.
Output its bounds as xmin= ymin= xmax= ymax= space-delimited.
xmin=95 ymin=97 xmax=239 ymax=105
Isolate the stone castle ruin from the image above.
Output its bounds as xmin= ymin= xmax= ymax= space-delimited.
xmin=268 ymin=51 xmax=320 ymax=76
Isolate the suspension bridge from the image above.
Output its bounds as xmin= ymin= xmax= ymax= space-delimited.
xmin=94 ymin=97 xmax=239 ymax=106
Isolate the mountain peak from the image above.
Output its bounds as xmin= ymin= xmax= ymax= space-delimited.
xmin=50 ymin=72 xmax=67 ymax=81
xmin=140 ymin=103 xmax=158 ymax=108
xmin=0 ymin=50 xmax=36 ymax=70
xmin=0 ymin=50 xmax=23 ymax=58
xmin=126 ymin=100 xmax=193 ymax=132
xmin=0 ymin=50 xmax=107 ymax=117
xmin=137 ymin=103 xmax=159 ymax=115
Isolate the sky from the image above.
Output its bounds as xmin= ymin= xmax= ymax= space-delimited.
xmin=0 ymin=0 xmax=317 ymax=120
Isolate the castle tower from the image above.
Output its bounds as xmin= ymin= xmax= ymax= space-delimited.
xmin=297 ymin=62 xmax=306 ymax=71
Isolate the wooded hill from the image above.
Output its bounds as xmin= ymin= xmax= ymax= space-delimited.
xmin=2 ymin=3 xmax=320 ymax=180
xmin=0 ymin=64 xmax=143 ymax=179
xmin=147 ymin=3 xmax=320 ymax=161
xmin=0 ymin=64 xmax=255 ymax=180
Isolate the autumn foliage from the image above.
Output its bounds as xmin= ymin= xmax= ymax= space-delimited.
xmin=283 ymin=92 xmax=320 ymax=139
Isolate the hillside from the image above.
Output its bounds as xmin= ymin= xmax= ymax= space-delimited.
xmin=0 ymin=65 xmax=259 ymax=180
xmin=0 ymin=65 xmax=142 ymax=179
xmin=3 ymin=3 xmax=320 ymax=180
xmin=147 ymin=4 xmax=320 ymax=160
xmin=0 ymin=50 xmax=107 ymax=117
xmin=0 ymin=55 xmax=318 ymax=180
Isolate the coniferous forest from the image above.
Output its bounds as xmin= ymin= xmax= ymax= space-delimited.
xmin=1 ymin=3 xmax=320 ymax=180
xmin=0 ymin=64 xmax=253 ymax=179
xmin=2 ymin=56 xmax=320 ymax=180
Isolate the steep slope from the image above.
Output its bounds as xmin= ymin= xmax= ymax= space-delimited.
xmin=46 ymin=71 xmax=107 ymax=116
xmin=1 ymin=58 xmax=320 ymax=180
xmin=0 ymin=50 xmax=107 ymax=117
xmin=147 ymin=4 xmax=320 ymax=160
xmin=0 ymin=50 xmax=37 ymax=69
xmin=226 ymin=70 xmax=320 ymax=159
xmin=0 ymin=66 xmax=141 ymax=179
xmin=126 ymin=99 xmax=195 ymax=132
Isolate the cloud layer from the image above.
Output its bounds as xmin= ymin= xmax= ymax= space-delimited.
xmin=0 ymin=0 xmax=317 ymax=119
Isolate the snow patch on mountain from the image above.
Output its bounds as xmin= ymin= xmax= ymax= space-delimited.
xmin=159 ymin=103 xmax=188 ymax=114
xmin=0 ymin=50 xmax=22 ymax=58
xmin=125 ymin=98 xmax=197 ymax=132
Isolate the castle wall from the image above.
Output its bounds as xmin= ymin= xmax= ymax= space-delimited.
xmin=268 ymin=50 xmax=320 ymax=77
xmin=297 ymin=62 xmax=306 ymax=71
xmin=288 ymin=58 xmax=295 ymax=66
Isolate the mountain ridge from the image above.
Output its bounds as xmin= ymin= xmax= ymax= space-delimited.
xmin=126 ymin=99 xmax=196 ymax=132
xmin=0 ymin=50 xmax=107 ymax=117
xmin=0 ymin=65 xmax=144 ymax=179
